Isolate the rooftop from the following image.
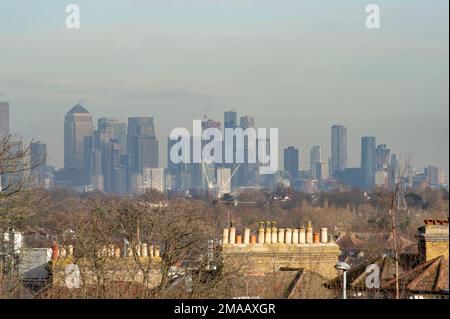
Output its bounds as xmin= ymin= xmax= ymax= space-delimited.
xmin=67 ymin=104 xmax=89 ymax=114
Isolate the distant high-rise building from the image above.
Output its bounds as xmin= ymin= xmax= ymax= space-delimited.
xmin=30 ymin=142 xmax=47 ymax=187
xmin=331 ymin=125 xmax=348 ymax=177
xmin=202 ymin=119 xmax=221 ymax=130
xmin=310 ymin=145 xmax=322 ymax=179
xmin=425 ymin=166 xmax=445 ymax=186
xmin=143 ymin=167 xmax=165 ymax=193
xmin=127 ymin=117 xmax=159 ymax=177
xmin=361 ymin=136 xmax=376 ymax=190
xmin=284 ymin=146 xmax=299 ymax=181
xmin=98 ymin=118 xmax=127 ymax=154
xmin=224 ymin=111 xmax=237 ymax=129
xmin=0 ymin=101 xmax=9 ymax=136
xmin=217 ymin=167 xmax=231 ymax=195
xmin=375 ymin=170 xmax=389 ymax=189
xmin=101 ymin=140 xmax=122 ymax=193
xmin=388 ymin=153 xmax=399 ymax=190
xmin=316 ymin=161 xmax=329 ymax=180
xmin=238 ymin=115 xmax=256 ymax=186
xmin=240 ymin=116 xmax=255 ymax=130
xmin=64 ymin=104 xmax=93 ymax=171
xmin=375 ymin=144 xmax=391 ymax=170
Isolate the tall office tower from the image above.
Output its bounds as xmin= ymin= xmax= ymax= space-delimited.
xmin=98 ymin=118 xmax=127 ymax=154
xmin=90 ymin=148 xmax=104 ymax=191
xmin=240 ymin=116 xmax=255 ymax=130
xmin=284 ymin=146 xmax=299 ymax=181
xmin=388 ymin=153 xmax=399 ymax=190
xmin=238 ymin=116 xmax=256 ymax=186
xmin=167 ymin=136 xmax=180 ymax=176
xmin=331 ymin=125 xmax=348 ymax=177
xmin=167 ymin=135 xmax=194 ymax=191
xmin=30 ymin=142 xmax=47 ymax=187
xmin=0 ymin=101 xmax=9 ymax=136
xmin=64 ymin=104 xmax=93 ymax=170
xmin=224 ymin=111 xmax=238 ymax=129
xmin=101 ymin=140 xmax=122 ymax=193
xmin=425 ymin=166 xmax=443 ymax=186
xmin=127 ymin=117 xmax=159 ymax=177
xmin=375 ymin=144 xmax=391 ymax=170
xmin=310 ymin=145 xmax=322 ymax=179
xmin=361 ymin=136 xmax=376 ymax=190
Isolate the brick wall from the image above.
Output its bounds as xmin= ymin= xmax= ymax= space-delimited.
xmin=222 ymin=243 xmax=341 ymax=279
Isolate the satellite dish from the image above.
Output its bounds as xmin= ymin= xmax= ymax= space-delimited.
xmin=64 ymin=264 xmax=81 ymax=289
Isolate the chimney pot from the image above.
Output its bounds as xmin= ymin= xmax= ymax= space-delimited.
xmin=229 ymin=227 xmax=236 ymax=244
xmin=51 ymin=242 xmax=59 ymax=261
xmin=299 ymin=228 xmax=306 ymax=244
xmin=278 ymin=229 xmax=285 ymax=244
xmin=292 ymin=229 xmax=299 ymax=244
xmin=320 ymin=228 xmax=328 ymax=243
xmin=222 ymin=228 xmax=230 ymax=245
xmin=313 ymin=232 xmax=320 ymax=244
xmin=244 ymin=228 xmax=250 ymax=244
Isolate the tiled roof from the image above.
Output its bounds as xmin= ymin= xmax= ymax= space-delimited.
xmin=336 ymin=233 xmax=365 ymax=250
xmin=228 ymin=270 xmax=335 ymax=299
xmin=385 ymin=256 xmax=449 ymax=294
xmin=326 ymin=255 xmax=404 ymax=290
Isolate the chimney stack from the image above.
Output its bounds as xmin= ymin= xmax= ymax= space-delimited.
xmin=417 ymin=219 xmax=449 ymax=262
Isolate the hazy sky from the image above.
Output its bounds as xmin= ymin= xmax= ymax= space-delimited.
xmin=0 ymin=0 xmax=448 ymax=173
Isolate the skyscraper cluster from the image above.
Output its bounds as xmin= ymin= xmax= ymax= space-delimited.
xmin=166 ymin=111 xmax=265 ymax=194
xmin=60 ymin=104 xmax=161 ymax=193
xmin=2 ymin=100 xmax=444 ymax=195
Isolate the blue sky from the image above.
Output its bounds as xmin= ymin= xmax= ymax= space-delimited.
xmin=0 ymin=0 xmax=448 ymax=172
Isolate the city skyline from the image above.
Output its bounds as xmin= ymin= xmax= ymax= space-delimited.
xmin=49 ymin=104 xmax=448 ymax=193
xmin=2 ymin=100 xmax=449 ymax=177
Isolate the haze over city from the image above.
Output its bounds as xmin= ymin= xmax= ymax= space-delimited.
xmin=1 ymin=0 xmax=449 ymax=307
xmin=0 ymin=0 xmax=448 ymax=173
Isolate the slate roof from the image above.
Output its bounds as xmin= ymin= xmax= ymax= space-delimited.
xmin=385 ymin=256 xmax=449 ymax=294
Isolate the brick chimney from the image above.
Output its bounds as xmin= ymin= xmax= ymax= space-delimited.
xmin=416 ymin=219 xmax=449 ymax=262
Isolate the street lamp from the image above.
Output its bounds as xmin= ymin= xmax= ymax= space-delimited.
xmin=335 ymin=261 xmax=351 ymax=299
